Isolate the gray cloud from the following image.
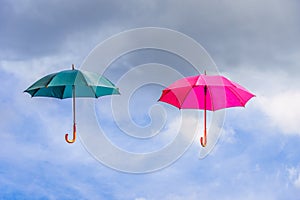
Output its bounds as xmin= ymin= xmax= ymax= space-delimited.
xmin=0 ymin=0 xmax=158 ymax=60
xmin=2 ymin=0 xmax=300 ymax=73
xmin=157 ymin=0 xmax=300 ymax=70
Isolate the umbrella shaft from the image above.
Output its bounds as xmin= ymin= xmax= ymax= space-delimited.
xmin=204 ymin=85 xmax=207 ymax=139
xmin=204 ymin=85 xmax=207 ymax=129
xmin=72 ymin=85 xmax=75 ymax=125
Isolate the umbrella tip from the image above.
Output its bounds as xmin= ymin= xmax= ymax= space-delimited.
xmin=72 ymin=64 xmax=75 ymax=70
xmin=204 ymin=70 xmax=207 ymax=75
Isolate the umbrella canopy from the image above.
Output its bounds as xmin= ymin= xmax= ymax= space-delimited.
xmin=159 ymin=73 xmax=255 ymax=147
xmin=25 ymin=68 xmax=119 ymax=99
xmin=25 ymin=65 xmax=120 ymax=143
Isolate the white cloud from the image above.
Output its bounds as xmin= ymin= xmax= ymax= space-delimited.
xmin=0 ymin=56 xmax=72 ymax=84
xmin=259 ymin=90 xmax=300 ymax=135
xmin=287 ymin=166 xmax=300 ymax=189
xmin=295 ymin=175 xmax=300 ymax=188
xmin=221 ymin=62 xmax=300 ymax=136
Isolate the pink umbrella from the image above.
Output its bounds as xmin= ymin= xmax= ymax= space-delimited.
xmin=158 ymin=72 xmax=255 ymax=147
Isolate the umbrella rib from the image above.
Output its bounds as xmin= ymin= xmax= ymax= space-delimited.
xmin=164 ymin=89 xmax=182 ymax=109
xmin=92 ymin=85 xmax=118 ymax=98
xmin=81 ymin=71 xmax=90 ymax=87
xmin=226 ymin=85 xmax=246 ymax=106
xmin=45 ymin=73 xmax=57 ymax=88
xmin=79 ymin=71 xmax=99 ymax=98
xmin=30 ymin=89 xmax=40 ymax=97
xmin=28 ymin=73 xmax=57 ymax=97
xmin=178 ymin=85 xmax=196 ymax=108
xmin=61 ymin=85 xmax=68 ymax=99
xmin=92 ymin=86 xmax=98 ymax=98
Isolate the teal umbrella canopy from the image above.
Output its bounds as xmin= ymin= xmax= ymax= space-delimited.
xmin=24 ymin=69 xmax=120 ymax=98
xmin=25 ymin=65 xmax=120 ymax=143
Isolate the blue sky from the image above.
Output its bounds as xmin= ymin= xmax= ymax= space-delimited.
xmin=1 ymin=0 xmax=300 ymax=199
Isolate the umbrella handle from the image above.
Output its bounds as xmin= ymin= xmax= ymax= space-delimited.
xmin=200 ymin=129 xmax=207 ymax=147
xmin=200 ymin=136 xmax=206 ymax=147
xmin=65 ymin=123 xmax=76 ymax=143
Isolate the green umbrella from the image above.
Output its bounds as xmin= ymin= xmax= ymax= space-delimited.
xmin=25 ymin=64 xmax=120 ymax=143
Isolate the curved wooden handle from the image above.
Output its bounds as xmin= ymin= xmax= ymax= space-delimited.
xmin=65 ymin=123 xmax=76 ymax=144
xmin=200 ymin=135 xmax=206 ymax=147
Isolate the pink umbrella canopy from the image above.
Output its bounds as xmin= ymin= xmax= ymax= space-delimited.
xmin=158 ymin=73 xmax=255 ymax=147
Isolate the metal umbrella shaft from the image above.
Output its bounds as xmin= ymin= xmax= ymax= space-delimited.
xmin=200 ymin=85 xmax=207 ymax=147
xmin=65 ymin=65 xmax=77 ymax=144
xmin=65 ymin=85 xmax=76 ymax=143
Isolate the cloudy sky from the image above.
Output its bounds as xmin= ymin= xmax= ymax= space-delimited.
xmin=1 ymin=0 xmax=300 ymax=199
